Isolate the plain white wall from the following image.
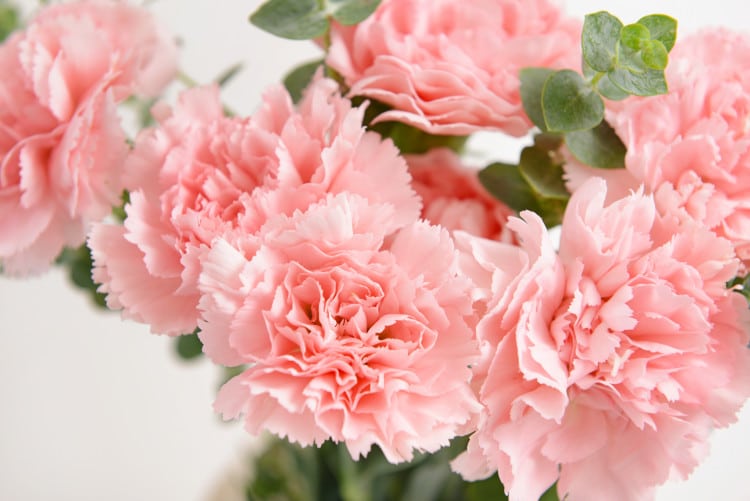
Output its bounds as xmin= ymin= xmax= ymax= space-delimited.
xmin=1 ymin=1 xmax=748 ymax=500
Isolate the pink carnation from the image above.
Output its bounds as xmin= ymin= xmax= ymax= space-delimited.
xmin=606 ymin=28 xmax=750 ymax=266
xmin=453 ymin=178 xmax=750 ymax=501
xmin=327 ymin=0 xmax=580 ymax=136
xmin=199 ymin=193 xmax=481 ymax=463
xmin=90 ymin=78 xmax=420 ymax=335
xmin=407 ymin=148 xmax=515 ymax=241
xmin=0 ymin=0 xmax=176 ymax=275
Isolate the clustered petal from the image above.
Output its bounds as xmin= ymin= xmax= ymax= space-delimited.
xmin=327 ymin=0 xmax=580 ymax=136
xmin=201 ymin=193 xmax=481 ymax=462
xmin=599 ymin=29 xmax=750 ymax=267
xmin=453 ymin=178 xmax=750 ymax=501
xmin=0 ymin=0 xmax=176 ymax=275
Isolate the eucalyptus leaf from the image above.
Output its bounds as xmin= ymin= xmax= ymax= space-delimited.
xmin=608 ymin=66 xmax=668 ymax=96
xmin=479 ymin=162 xmax=542 ymax=214
xmin=641 ymin=40 xmax=668 ymax=70
xmin=284 ymin=59 xmax=324 ymax=102
xmin=328 ymin=0 xmax=382 ymax=25
xmin=565 ymin=121 xmax=626 ymax=169
xmin=594 ymin=73 xmax=630 ymax=100
xmin=519 ymin=147 xmax=569 ymax=200
xmin=542 ymin=70 xmax=604 ymax=132
xmin=250 ymin=0 xmax=329 ymax=40
xmin=520 ymin=67 xmax=555 ymax=131
xmin=638 ymin=14 xmax=677 ymax=51
xmin=620 ymin=23 xmax=650 ymax=50
xmin=582 ymin=12 xmax=623 ymax=72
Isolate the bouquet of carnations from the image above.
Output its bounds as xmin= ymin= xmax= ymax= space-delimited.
xmin=2 ymin=0 xmax=749 ymax=500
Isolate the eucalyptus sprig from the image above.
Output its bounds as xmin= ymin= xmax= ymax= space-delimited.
xmin=479 ymin=11 xmax=676 ymax=226
xmin=250 ymin=0 xmax=382 ymax=40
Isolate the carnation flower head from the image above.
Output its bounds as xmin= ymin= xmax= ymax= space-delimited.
xmin=326 ymin=0 xmax=580 ymax=136
xmin=90 ymin=77 xmax=420 ymax=335
xmin=198 ymin=192 xmax=481 ymax=463
xmin=0 ymin=0 xmax=176 ymax=275
xmin=453 ymin=178 xmax=750 ymax=501
xmin=603 ymin=28 xmax=750 ymax=266
xmin=406 ymin=148 xmax=515 ymax=242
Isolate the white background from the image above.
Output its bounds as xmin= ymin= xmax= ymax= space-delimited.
xmin=1 ymin=1 xmax=749 ymax=500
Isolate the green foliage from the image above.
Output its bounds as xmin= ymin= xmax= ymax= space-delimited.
xmin=56 ymin=244 xmax=107 ymax=309
xmin=175 ymin=331 xmax=204 ymax=360
xmin=284 ymin=59 xmax=325 ymax=103
xmin=518 ymin=10 xmax=675 ymax=175
xmin=581 ymin=11 xmax=622 ymax=72
xmin=542 ymin=70 xmax=604 ymax=132
xmin=250 ymin=0 xmax=329 ymax=40
xmin=215 ymin=62 xmax=245 ymax=88
xmin=250 ymin=0 xmax=381 ymax=40
xmin=479 ymin=136 xmax=569 ymax=227
xmin=565 ymin=121 xmax=626 ymax=169
xmin=328 ymin=0 xmax=382 ymax=25
xmin=521 ymin=11 xmax=676 ymax=136
xmin=539 ymin=484 xmax=561 ymax=501
xmin=519 ymin=68 xmax=554 ymax=131
xmin=246 ymin=436 xmax=512 ymax=501
xmin=0 ymin=0 xmax=19 ymax=42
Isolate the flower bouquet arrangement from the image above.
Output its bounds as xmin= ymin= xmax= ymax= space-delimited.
xmin=2 ymin=0 xmax=750 ymax=500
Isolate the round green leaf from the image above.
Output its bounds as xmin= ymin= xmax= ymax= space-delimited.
xmin=283 ymin=59 xmax=324 ymax=103
xmin=250 ymin=0 xmax=329 ymax=40
xmin=582 ymin=12 xmax=623 ymax=72
xmin=641 ymin=40 xmax=668 ymax=70
xmin=620 ymin=23 xmax=650 ymax=51
xmin=608 ymin=67 xmax=667 ymax=96
xmin=594 ymin=73 xmax=630 ymax=101
xmin=638 ymin=14 xmax=677 ymax=52
xmin=542 ymin=70 xmax=605 ymax=132
xmin=565 ymin=121 xmax=626 ymax=169
xmin=520 ymin=67 xmax=555 ymax=131
xmin=328 ymin=0 xmax=382 ymax=25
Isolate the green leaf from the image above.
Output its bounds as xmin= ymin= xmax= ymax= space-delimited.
xmin=533 ymin=132 xmax=564 ymax=152
xmin=465 ymin=475 xmax=508 ymax=501
xmin=539 ymin=484 xmax=561 ymax=501
xmin=608 ymin=66 xmax=667 ymax=96
xmin=215 ymin=63 xmax=244 ymax=88
xmin=0 ymin=2 xmax=18 ymax=42
xmin=401 ymin=462 xmax=450 ymax=501
xmin=519 ymin=148 xmax=569 ymax=200
xmin=175 ymin=331 xmax=204 ymax=360
xmin=582 ymin=12 xmax=623 ymax=72
xmin=328 ymin=0 xmax=382 ymax=25
xmin=565 ymin=120 xmax=626 ymax=169
xmin=250 ymin=0 xmax=329 ymax=40
xmin=638 ymin=14 xmax=677 ymax=51
xmin=542 ymin=70 xmax=604 ymax=132
xmin=520 ymin=67 xmax=555 ymax=131
xmin=284 ymin=59 xmax=324 ymax=103
xmin=479 ymin=162 xmax=542 ymax=215
xmin=641 ymin=40 xmax=668 ymax=70
xmin=620 ymin=23 xmax=650 ymax=51
xmin=594 ymin=73 xmax=630 ymax=101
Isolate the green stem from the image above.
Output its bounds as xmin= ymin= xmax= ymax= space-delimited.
xmin=337 ymin=445 xmax=371 ymax=501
